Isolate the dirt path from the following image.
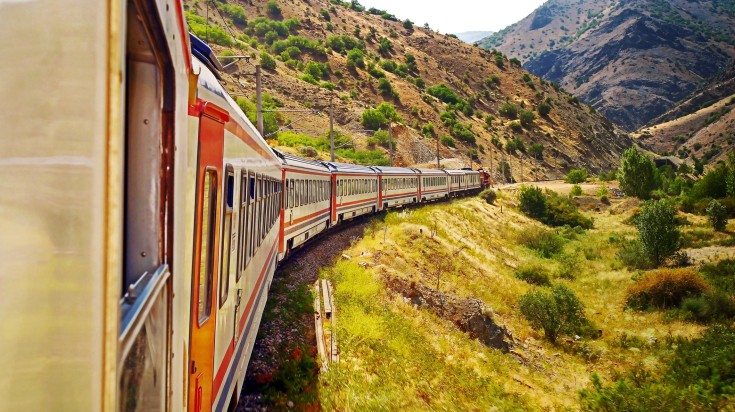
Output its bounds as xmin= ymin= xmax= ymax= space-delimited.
xmin=237 ymin=220 xmax=370 ymax=411
xmin=685 ymin=246 xmax=735 ymax=265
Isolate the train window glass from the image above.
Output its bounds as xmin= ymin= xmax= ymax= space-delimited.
xmin=249 ymin=172 xmax=256 ymax=258
xmin=238 ymin=171 xmax=248 ymax=277
xmin=220 ymin=166 xmax=234 ymax=307
xmin=198 ymin=169 xmax=217 ymax=324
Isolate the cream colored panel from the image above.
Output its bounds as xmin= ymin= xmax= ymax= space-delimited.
xmin=0 ymin=0 xmax=109 ymax=410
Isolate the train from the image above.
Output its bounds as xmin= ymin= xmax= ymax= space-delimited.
xmin=0 ymin=1 xmax=489 ymax=411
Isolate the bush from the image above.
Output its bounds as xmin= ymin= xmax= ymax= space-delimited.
xmin=545 ymin=192 xmax=593 ymax=229
xmin=479 ymin=189 xmax=497 ymax=204
xmin=499 ymin=102 xmax=518 ymax=118
xmin=556 ymin=252 xmax=582 ymax=280
xmin=617 ymin=239 xmax=653 ymax=270
xmin=377 ymin=78 xmax=397 ymax=97
xmin=626 ymin=269 xmax=711 ymax=309
xmin=528 ymin=143 xmax=544 ymax=158
xmin=580 ymin=325 xmax=735 ymax=410
xmin=565 ymin=169 xmax=588 ymax=184
xmin=637 ymin=200 xmax=681 ymax=266
xmin=440 ymin=135 xmax=455 ymax=147
xmin=519 ymin=285 xmax=588 ymax=343
xmin=681 ymin=292 xmax=735 ymax=322
xmin=519 ymin=110 xmax=536 ymax=128
xmin=518 ymin=186 xmax=547 ymax=220
xmin=260 ymin=51 xmax=277 ymax=70
xmin=494 ymin=54 xmax=504 ymax=68
xmin=266 ymin=0 xmax=282 ymax=19
xmin=346 ymin=48 xmax=365 ymax=69
xmin=700 ymin=259 xmax=735 ymax=295
xmin=515 ymin=265 xmax=552 ymax=286
xmin=538 ymin=102 xmax=552 ymax=116
xmin=570 ymin=184 xmax=583 ymax=197
xmin=297 ymin=145 xmax=318 ymax=157
xmin=706 ymin=199 xmax=728 ymax=231
xmin=619 ymin=147 xmax=660 ymax=199
xmin=517 ymin=226 xmax=566 ymax=258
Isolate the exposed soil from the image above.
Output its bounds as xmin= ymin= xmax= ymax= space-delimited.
xmin=384 ymin=276 xmax=513 ymax=352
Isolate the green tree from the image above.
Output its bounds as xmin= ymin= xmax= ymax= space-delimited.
xmin=260 ymin=51 xmax=276 ymax=70
xmin=619 ymin=147 xmax=660 ymax=199
xmin=538 ymin=102 xmax=551 ymax=117
xmin=637 ymin=200 xmax=681 ymax=266
xmin=518 ymin=185 xmax=547 ymax=220
xmin=346 ymin=48 xmax=365 ymax=69
xmin=499 ymin=102 xmax=518 ymax=119
xmin=519 ymin=285 xmax=587 ymax=343
xmin=266 ymin=0 xmax=282 ymax=19
xmin=706 ymin=200 xmax=728 ymax=232
xmin=565 ymin=169 xmax=588 ymax=184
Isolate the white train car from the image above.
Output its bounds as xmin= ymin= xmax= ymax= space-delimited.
xmin=324 ymin=162 xmax=380 ymax=224
xmin=373 ymin=166 xmax=420 ymax=209
xmin=464 ymin=169 xmax=483 ymax=193
xmin=277 ymin=151 xmax=332 ymax=258
xmin=416 ymin=168 xmax=450 ymax=202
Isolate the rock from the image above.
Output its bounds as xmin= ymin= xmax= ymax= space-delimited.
xmin=287 ymin=401 xmax=294 ymax=408
xmin=341 ymin=254 xmax=351 ymax=260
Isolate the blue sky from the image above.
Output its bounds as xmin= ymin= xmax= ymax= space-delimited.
xmin=356 ymin=0 xmax=547 ymax=33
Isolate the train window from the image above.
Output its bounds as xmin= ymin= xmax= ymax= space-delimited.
xmin=248 ymin=172 xmax=256 ymax=258
xmin=220 ymin=166 xmax=234 ymax=307
xmin=198 ymin=169 xmax=217 ymax=324
xmin=238 ymin=171 xmax=248 ymax=278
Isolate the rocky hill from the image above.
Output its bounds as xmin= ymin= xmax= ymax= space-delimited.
xmin=479 ymin=0 xmax=735 ymax=131
xmin=184 ymin=0 xmax=631 ymax=180
xmin=636 ymin=64 xmax=735 ymax=168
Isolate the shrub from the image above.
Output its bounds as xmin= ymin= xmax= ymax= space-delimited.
xmin=580 ymin=325 xmax=735 ymax=410
xmin=626 ymin=269 xmax=711 ymax=310
xmin=434 ymin=135 xmax=453 ymax=148
xmin=260 ymin=51 xmax=277 ymax=70
xmin=518 ymin=186 xmax=547 ymax=220
xmin=545 ymin=191 xmax=593 ymax=229
xmin=499 ymin=102 xmax=518 ymax=118
xmin=619 ymin=147 xmax=660 ymax=199
xmin=706 ymin=199 xmax=728 ymax=231
xmin=519 ymin=285 xmax=588 ymax=343
xmin=637 ymin=200 xmax=681 ymax=266
xmin=556 ymin=252 xmax=582 ymax=280
xmin=565 ymin=169 xmax=588 ymax=184
xmin=494 ymin=54 xmax=504 ymax=68
xmin=515 ymin=265 xmax=552 ymax=286
xmin=519 ymin=110 xmax=536 ymax=128
xmin=617 ymin=239 xmax=652 ymax=269
xmin=377 ymin=36 xmax=393 ymax=55
xmin=528 ymin=143 xmax=544 ymax=158
xmin=517 ymin=226 xmax=566 ymax=258
xmin=538 ymin=102 xmax=552 ymax=116
xmin=509 ymin=57 xmax=522 ymax=67
xmin=297 ymin=145 xmax=318 ymax=157
xmin=700 ymin=259 xmax=735 ymax=295
xmin=427 ymin=83 xmax=463 ymax=105
xmin=570 ymin=184 xmax=583 ymax=197
xmin=346 ymin=48 xmax=365 ymax=68
xmin=266 ymin=0 xmax=282 ymax=19
xmin=377 ymin=78 xmax=397 ymax=97
xmin=219 ymin=4 xmax=247 ymax=25
xmin=681 ymin=292 xmax=735 ymax=322
xmin=479 ymin=189 xmax=497 ymax=204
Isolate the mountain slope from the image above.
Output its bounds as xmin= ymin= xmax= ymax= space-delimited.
xmin=185 ymin=0 xmax=631 ymax=180
xmin=479 ymin=0 xmax=735 ymax=131
xmin=636 ymin=64 xmax=735 ymax=167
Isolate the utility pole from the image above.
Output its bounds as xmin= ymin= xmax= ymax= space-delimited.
xmin=520 ymin=156 xmax=524 ymax=184
xmin=436 ymin=134 xmax=440 ymax=168
xmin=255 ymin=64 xmax=264 ymax=136
xmin=329 ymin=95 xmax=335 ymax=161
xmin=489 ymin=151 xmax=494 ymax=185
xmin=388 ymin=123 xmax=393 ymax=167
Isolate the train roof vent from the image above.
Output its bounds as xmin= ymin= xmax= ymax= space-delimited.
xmin=190 ymin=33 xmax=224 ymax=74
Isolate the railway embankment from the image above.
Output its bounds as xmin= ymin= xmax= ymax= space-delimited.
xmin=240 ymin=184 xmax=735 ymax=410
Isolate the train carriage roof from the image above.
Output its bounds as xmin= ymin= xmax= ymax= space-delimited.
xmin=274 ymin=150 xmax=331 ymax=173
xmin=413 ymin=168 xmax=449 ymax=176
xmin=369 ymin=166 xmax=419 ymax=176
xmin=321 ymin=162 xmax=378 ymax=175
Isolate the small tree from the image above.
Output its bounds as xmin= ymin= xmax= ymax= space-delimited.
xmin=538 ymin=102 xmax=552 ymax=117
xmin=479 ymin=189 xmax=497 ymax=204
xmin=706 ymin=200 xmax=728 ymax=232
xmin=565 ymin=169 xmax=588 ymax=184
xmin=266 ymin=0 xmax=282 ymax=19
xmin=346 ymin=48 xmax=365 ymax=69
xmin=619 ymin=147 xmax=660 ymax=199
xmin=637 ymin=200 xmax=681 ymax=266
xmin=518 ymin=185 xmax=547 ymax=219
xmin=260 ymin=51 xmax=276 ymax=70
xmin=519 ymin=110 xmax=536 ymax=128
xmin=519 ymin=285 xmax=587 ymax=343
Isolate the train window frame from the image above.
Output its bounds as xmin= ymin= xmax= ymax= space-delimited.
xmin=219 ymin=165 xmax=234 ymax=308
xmin=248 ymin=171 xmax=256 ymax=259
xmin=197 ymin=168 xmax=218 ymax=325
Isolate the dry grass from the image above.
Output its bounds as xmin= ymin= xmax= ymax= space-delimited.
xmin=317 ymin=195 xmax=707 ymax=409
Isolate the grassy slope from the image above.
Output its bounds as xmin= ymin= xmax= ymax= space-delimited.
xmin=316 ymin=191 xmax=713 ymax=410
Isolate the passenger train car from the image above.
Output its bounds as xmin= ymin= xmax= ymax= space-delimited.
xmin=0 ymin=1 xmax=488 ymax=411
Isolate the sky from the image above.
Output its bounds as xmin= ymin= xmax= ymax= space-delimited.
xmin=356 ymin=0 xmax=547 ymax=33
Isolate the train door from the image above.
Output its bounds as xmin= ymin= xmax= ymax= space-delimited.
xmin=189 ymin=103 xmax=228 ymax=412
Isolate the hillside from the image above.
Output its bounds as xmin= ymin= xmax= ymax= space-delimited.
xmin=184 ymin=0 xmax=631 ymax=180
xmin=479 ymin=0 xmax=735 ymax=131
